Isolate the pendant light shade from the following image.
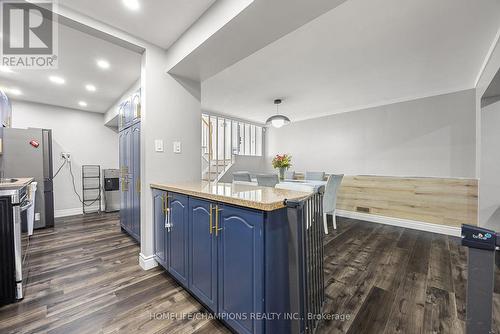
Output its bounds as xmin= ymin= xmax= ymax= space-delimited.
xmin=266 ymin=99 xmax=290 ymax=128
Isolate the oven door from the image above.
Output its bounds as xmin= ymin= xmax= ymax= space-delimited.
xmin=13 ymin=197 xmax=31 ymax=300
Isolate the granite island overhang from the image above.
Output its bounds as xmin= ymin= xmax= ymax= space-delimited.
xmin=150 ymin=181 xmax=324 ymax=334
xmin=150 ymin=181 xmax=312 ymax=211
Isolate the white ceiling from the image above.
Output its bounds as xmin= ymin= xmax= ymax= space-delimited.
xmin=0 ymin=22 xmax=142 ymax=113
xmin=170 ymin=0 xmax=348 ymax=81
xmin=59 ymin=0 xmax=216 ymax=49
xmin=202 ymin=0 xmax=500 ymax=123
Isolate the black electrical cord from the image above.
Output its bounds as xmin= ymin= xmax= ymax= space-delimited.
xmin=53 ymin=159 xmax=67 ymax=179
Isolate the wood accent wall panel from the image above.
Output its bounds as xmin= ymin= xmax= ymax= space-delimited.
xmin=335 ymin=176 xmax=478 ymax=227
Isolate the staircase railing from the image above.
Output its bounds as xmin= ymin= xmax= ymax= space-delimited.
xmin=201 ymin=115 xmax=235 ymax=182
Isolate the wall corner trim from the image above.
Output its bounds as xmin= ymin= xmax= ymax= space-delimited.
xmin=139 ymin=253 xmax=158 ymax=271
xmin=336 ymin=209 xmax=462 ymax=237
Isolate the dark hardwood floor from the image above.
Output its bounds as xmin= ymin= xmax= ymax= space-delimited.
xmin=320 ymin=217 xmax=500 ymax=334
xmin=0 ymin=213 xmax=498 ymax=333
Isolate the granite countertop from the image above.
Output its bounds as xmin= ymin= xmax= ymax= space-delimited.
xmin=0 ymin=177 xmax=34 ymax=190
xmin=150 ymin=181 xmax=312 ymax=211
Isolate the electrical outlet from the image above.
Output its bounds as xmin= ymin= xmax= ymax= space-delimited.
xmin=35 ymin=213 xmax=40 ymax=221
xmin=61 ymin=152 xmax=71 ymax=161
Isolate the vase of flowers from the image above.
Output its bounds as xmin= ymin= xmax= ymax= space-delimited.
xmin=272 ymin=154 xmax=292 ymax=180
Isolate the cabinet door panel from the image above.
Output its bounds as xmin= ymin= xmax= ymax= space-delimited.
xmin=126 ymin=128 xmax=133 ymax=232
xmin=218 ymin=205 xmax=264 ymax=334
xmin=132 ymin=91 xmax=141 ymax=121
xmin=168 ymin=193 xmax=189 ymax=286
xmin=188 ymin=198 xmax=217 ymax=312
xmin=153 ymin=190 xmax=167 ymax=267
xmin=119 ymin=128 xmax=130 ymax=231
xmin=123 ymin=98 xmax=133 ymax=128
xmin=131 ymin=123 xmax=141 ymax=239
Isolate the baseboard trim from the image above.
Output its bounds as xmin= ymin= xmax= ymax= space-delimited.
xmin=139 ymin=253 xmax=158 ymax=271
xmin=54 ymin=207 xmax=83 ymax=218
xmin=336 ymin=209 xmax=461 ymax=237
xmin=54 ymin=206 xmax=101 ymax=218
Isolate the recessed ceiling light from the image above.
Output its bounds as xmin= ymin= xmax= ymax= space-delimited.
xmin=9 ymin=88 xmax=22 ymax=96
xmin=96 ymin=59 xmax=110 ymax=69
xmin=78 ymin=101 xmax=88 ymax=107
xmin=85 ymin=84 xmax=96 ymax=92
xmin=0 ymin=66 xmax=13 ymax=73
xmin=0 ymin=86 xmax=22 ymax=96
xmin=123 ymin=0 xmax=140 ymax=11
xmin=49 ymin=75 xmax=65 ymax=84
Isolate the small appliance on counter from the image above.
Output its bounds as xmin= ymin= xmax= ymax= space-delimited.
xmin=1 ymin=128 xmax=54 ymax=229
xmin=103 ymin=169 xmax=120 ymax=213
xmin=0 ymin=178 xmax=32 ymax=305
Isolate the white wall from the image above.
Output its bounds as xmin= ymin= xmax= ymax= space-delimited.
xmin=11 ymin=100 xmax=118 ymax=216
xmin=266 ymin=89 xmax=476 ymax=178
xmin=140 ymin=46 xmax=201 ymax=263
xmin=475 ymin=28 xmax=500 ymax=178
xmin=480 ymin=100 xmax=500 ymax=230
xmin=219 ymin=155 xmax=268 ymax=182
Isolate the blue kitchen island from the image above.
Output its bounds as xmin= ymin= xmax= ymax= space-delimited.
xmin=150 ymin=181 xmax=325 ymax=334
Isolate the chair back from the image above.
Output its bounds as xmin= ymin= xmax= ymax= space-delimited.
xmin=233 ymin=171 xmax=252 ymax=182
xmin=256 ymin=174 xmax=280 ymax=187
xmin=305 ymin=171 xmax=325 ymax=181
xmin=323 ymin=174 xmax=344 ymax=213
xmin=284 ymin=170 xmax=296 ymax=180
xmin=233 ymin=180 xmax=257 ymax=186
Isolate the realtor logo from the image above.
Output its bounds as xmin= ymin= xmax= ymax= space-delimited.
xmin=1 ymin=0 xmax=58 ymax=69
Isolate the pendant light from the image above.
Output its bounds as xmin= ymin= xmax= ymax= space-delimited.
xmin=266 ymin=99 xmax=290 ymax=128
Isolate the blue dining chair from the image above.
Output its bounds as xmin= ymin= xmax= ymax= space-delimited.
xmin=305 ymin=171 xmax=325 ymax=181
xmin=323 ymin=174 xmax=344 ymax=234
xmin=256 ymin=174 xmax=280 ymax=187
xmin=233 ymin=171 xmax=252 ymax=182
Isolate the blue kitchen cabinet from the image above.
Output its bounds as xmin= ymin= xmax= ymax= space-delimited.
xmin=131 ymin=90 xmax=141 ymax=121
xmin=119 ymin=122 xmax=140 ymax=243
xmin=119 ymin=98 xmax=132 ymax=130
xmin=167 ymin=193 xmax=189 ymax=287
xmin=119 ymin=127 xmax=131 ymax=232
xmin=153 ymin=189 xmax=167 ymax=267
xmin=217 ymin=204 xmax=264 ymax=334
xmin=119 ymin=90 xmax=141 ymax=131
xmin=131 ymin=123 xmax=141 ymax=238
xmin=188 ymin=198 xmax=218 ymax=312
xmin=152 ymin=193 xmax=266 ymax=334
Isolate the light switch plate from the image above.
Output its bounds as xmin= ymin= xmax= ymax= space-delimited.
xmin=155 ymin=139 xmax=164 ymax=152
xmin=173 ymin=141 xmax=181 ymax=154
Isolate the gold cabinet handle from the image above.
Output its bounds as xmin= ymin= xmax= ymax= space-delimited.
xmin=209 ymin=204 xmax=213 ymax=235
xmin=164 ymin=194 xmax=169 ymax=212
xmin=162 ymin=194 xmax=170 ymax=214
xmin=161 ymin=194 xmax=165 ymax=214
xmin=215 ymin=205 xmax=223 ymax=237
xmin=136 ymin=178 xmax=141 ymax=193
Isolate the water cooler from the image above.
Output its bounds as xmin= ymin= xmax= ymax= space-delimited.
xmin=103 ymin=169 xmax=120 ymax=213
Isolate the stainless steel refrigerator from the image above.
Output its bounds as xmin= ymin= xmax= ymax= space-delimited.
xmin=1 ymin=128 xmax=54 ymax=229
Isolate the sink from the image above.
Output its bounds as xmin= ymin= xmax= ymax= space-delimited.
xmin=0 ymin=178 xmax=18 ymax=184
